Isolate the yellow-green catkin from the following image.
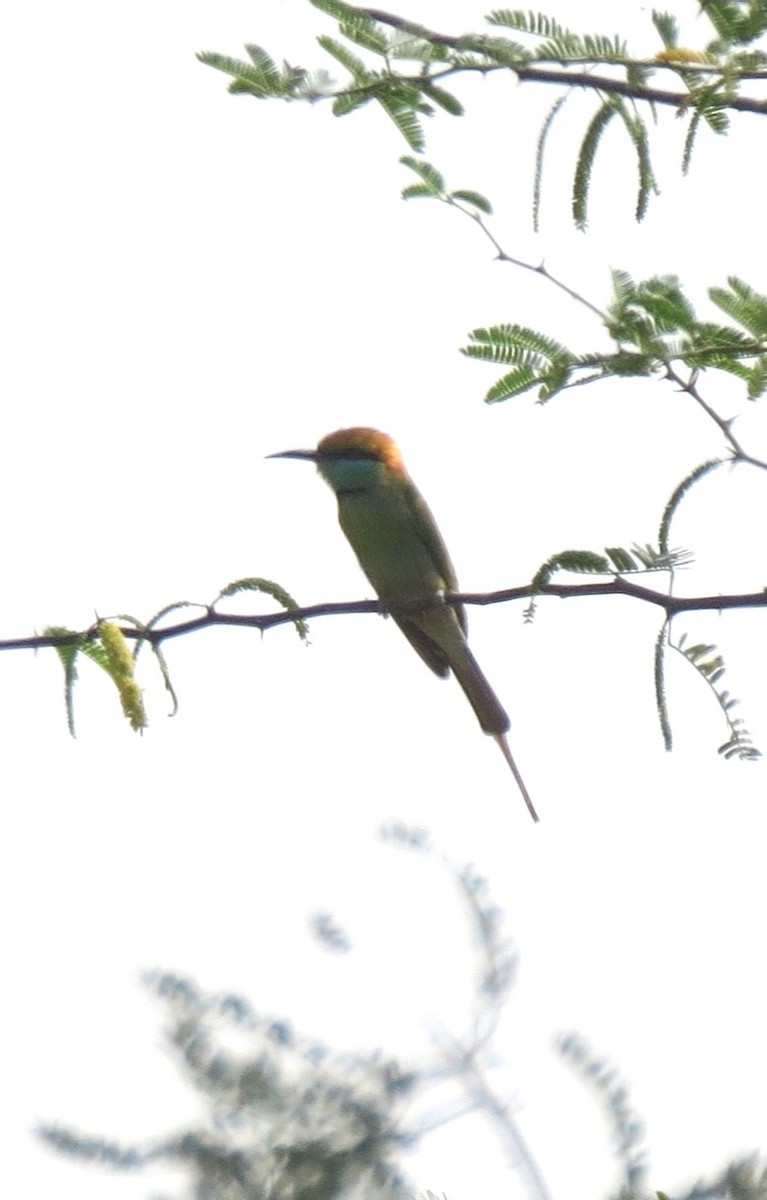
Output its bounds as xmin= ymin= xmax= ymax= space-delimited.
xmin=98 ymin=620 xmax=147 ymax=731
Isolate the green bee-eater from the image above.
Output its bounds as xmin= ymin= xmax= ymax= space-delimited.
xmin=270 ymin=427 xmax=538 ymax=821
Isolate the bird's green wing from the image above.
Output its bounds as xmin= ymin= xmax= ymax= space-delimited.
xmin=393 ymin=614 xmax=451 ymax=677
xmin=408 ymin=484 xmax=468 ymax=635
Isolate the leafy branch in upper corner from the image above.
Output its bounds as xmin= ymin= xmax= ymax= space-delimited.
xmin=199 ymin=1 xmax=767 ymax=226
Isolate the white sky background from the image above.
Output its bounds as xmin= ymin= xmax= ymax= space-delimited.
xmin=3 ymin=2 xmax=767 ymax=1199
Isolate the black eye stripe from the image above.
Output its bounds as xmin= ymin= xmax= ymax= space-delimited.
xmin=324 ymin=449 xmax=380 ymax=461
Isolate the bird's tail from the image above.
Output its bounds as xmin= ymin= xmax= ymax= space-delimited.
xmin=450 ymin=638 xmax=539 ymax=823
xmin=449 ymin=637 xmax=510 ymax=736
xmin=493 ymin=732 xmax=539 ymax=822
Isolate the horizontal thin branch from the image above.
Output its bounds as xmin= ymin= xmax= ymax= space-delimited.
xmin=359 ymin=6 xmax=767 ymax=115
xmin=5 ymin=579 xmax=767 ymax=653
xmin=334 ymin=58 xmax=767 ymax=117
xmin=488 ymin=64 xmax=766 ymax=116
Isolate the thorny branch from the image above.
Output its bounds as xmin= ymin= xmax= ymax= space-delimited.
xmin=664 ymin=363 xmax=767 ymax=472
xmin=444 ymin=196 xmax=607 ymax=319
xmin=4 ymin=579 xmax=767 ymax=654
xmin=358 ymin=5 xmax=767 ymax=115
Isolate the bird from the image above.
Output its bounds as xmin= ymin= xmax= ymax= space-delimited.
xmin=269 ymin=427 xmax=538 ymax=821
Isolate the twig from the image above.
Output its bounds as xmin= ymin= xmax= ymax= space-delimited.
xmin=6 ymin=580 xmax=767 ymax=654
xmin=445 ymin=197 xmax=607 ymax=319
xmin=664 ymin=363 xmax=767 ymax=473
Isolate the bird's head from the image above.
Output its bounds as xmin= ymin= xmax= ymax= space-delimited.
xmin=268 ymin=427 xmax=404 ymax=493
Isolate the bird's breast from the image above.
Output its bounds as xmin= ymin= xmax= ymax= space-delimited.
xmin=336 ymin=480 xmax=446 ymax=603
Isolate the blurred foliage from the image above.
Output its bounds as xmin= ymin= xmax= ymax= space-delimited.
xmin=40 ymin=969 xmax=413 ymax=1200
xmin=38 ymin=831 xmax=766 ymax=1199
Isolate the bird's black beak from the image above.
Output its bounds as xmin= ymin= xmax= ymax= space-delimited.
xmin=266 ymin=448 xmax=319 ymax=462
